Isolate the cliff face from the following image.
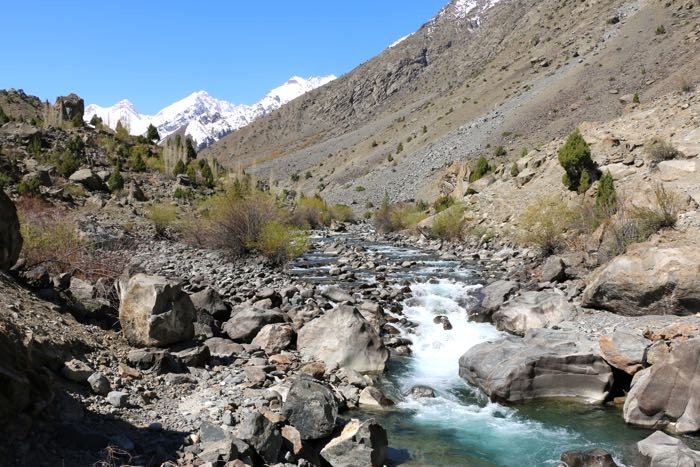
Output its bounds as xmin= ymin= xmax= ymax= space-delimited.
xmin=203 ymin=0 xmax=700 ymax=206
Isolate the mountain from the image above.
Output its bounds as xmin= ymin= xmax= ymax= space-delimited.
xmin=201 ymin=0 xmax=699 ymax=207
xmin=84 ymin=75 xmax=336 ymax=149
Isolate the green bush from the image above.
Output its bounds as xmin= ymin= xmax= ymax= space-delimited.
xmin=632 ymin=93 xmax=640 ymax=104
xmin=494 ymin=146 xmax=507 ymax=157
xmin=655 ymin=25 xmax=666 ymax=35
xmin=0 ymin=172 xmax=12 ymax=189
xmin=578 ymin=169 xmax=591 ymax=194
xmin=558 ymin=129 xmax=594 ymax=191
xmin=430 ymin=204 xmax=466 ymax=241
xmin=518 ymin=195 xmax=576 ymax=254
xmin=173 ymin=159 xmax=186 ymax=176
xmin=595 ymin=171 xmax=617 ymax=215
xmin=291 ymin=172 xmax=300 ymax=182
xmin=174 ymin=187 xmax=194 ymax=201
xmin=47 ymin=151 xmax=84 ymax=178
xmin=396 ymin=142 xmax=403 ymax=154
xmin=510 ymin=162 xmax=520 ymax=177
xmin=373 ymin=194 xmax=428 ymax=233
xmin=469 ymin=155 xmax=491 ymax=182
xmin=433 ymin=195 xmax=454 ymax=213
xmin=146 ymin=124 xmax=160 ymax=142
xmin=200 ymin=161 xmax=214 ymax=188
xmin=355 ymin=186 xmax=366 ymax=192
xmin=145 ymin=203 xmax=179 ymax=236
xmin=107 ymin=163 xmax=124 ymax=192
xmin=17 ymin=178 xmax=41 ymax=196
xmin=252 ymin=221 xmax=308 ymax=265
xmin=329 ymin=204 xmax=354 ymax=223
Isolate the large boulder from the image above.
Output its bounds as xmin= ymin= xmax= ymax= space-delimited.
xmin=190 ymin=287 xmax=229 ymax=321
xmin=297 ymin=305 xmax=388 ymax=373
xmin=623 ymin=338 xmax=700 ymax=434
xmin=223 ymin=306 xmax=286 ymax=343
xmin=320 ymin=418 xmax=388 ymax=467
xmin=0 ymin=191 xmax=22 ymax=271
xmin=68 ymin=169 xmax=105 ymax=191
xmin=459 ymin=329 xmax=614 ymax=403
xmin=282 ymin=377 xmax=338 ymax=440
xmin=237 ymin=411 xmax=282 ymax=464
xmin=492 ymin=290 xmax=575 ymax=335
xmin=560 ymin=448 xmax=618 ymax=467
xmin=118 ymin=274 xmax=196 ymax=347
xmin=636 ymin=431 xmax=700 ymax=466
xmin=582 ymin=245 xmax=700 ymax=316
xmin=598 ymin=330 xmax=650 ymax=375
xmin=251 ymin=323 xmax=295 ymax=354
xmin=471 ymin=280 xmax=518 ymax=321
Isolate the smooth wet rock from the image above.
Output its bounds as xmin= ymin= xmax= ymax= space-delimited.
xmin=118 ymin=274 xmax=195 ymax=347
xmin=559 ymin=448 xmax=618 ymax=467
xmin=492 ymin=290 xmax=575 ymax=336
xmin=359 ymin=386 xmax=394 ymax=408
xmin=459 ymin=329 xmax=614 ymax=403
xmin=582 ymin=244 xmax=700 ymax=316
xmin=598 ymin=330 xmax=650 ymax=375
xmin=297 ymin=305 xmax=389 ymax=373
xmin=320 ymin=418 xmax=388 ymax=467
xmin=636 ymin=431 xmax=700 ymax=466
xmin=623 ymin=338 xmax=700 ymax=434
xmin=0 ymin=190 xmax=22 ymax=271
xmin=223 ymin=306 xmax=286 ymax=343
xmin=282 ymin=377 xmax=338 ymax=440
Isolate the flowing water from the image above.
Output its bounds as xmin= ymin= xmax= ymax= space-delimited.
xmin=290 ymin=235 xmax=650 ymax=466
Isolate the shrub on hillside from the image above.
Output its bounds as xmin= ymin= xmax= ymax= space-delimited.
xmin=17 ymin=178 xmax=41 ymax=197
xmin=433 ymin=195 xmax=455 ymax=213
xmin=518 ymin=195 xmax=576 ymax=254
xmin=173 ymin=160 xmax=186 ymax=176
xmin=49 ymin=150 xmax=84 ymax=178
xmin=469 ymin=155 xmax=491 ymax=182
xmin=145 ymin=203 xmax=179 ymax=237
xmin=430 ymin=204 xmax=466 ymax=241
xmin=558 ymin=129 xmax=594 ymax=192
xmin=373 ymin=194 xmax=427 ymax=233
xmin=107 ymin=163 xmax=124 ymax=192
xmin=647 ymin=139 xmax=680 ymax=162
xmin=595 ymin=171 xmax=617 ymax=215
xmin=252 ymin=221 xmax=308 ymax=265
xmin=510 ymin=162 xmax=519 ymax=177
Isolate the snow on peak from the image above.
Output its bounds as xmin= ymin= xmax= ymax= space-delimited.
xmin=83 ymin=75 xmax=336 ymax=149
xmin=389 ymin=33 xmax=413 ymax=48
xmin=433 ymin=0 xmax=503 ymax=25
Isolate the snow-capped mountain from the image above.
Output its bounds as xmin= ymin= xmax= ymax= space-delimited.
xmin=84 ymin=75 xmax=336 ymax=149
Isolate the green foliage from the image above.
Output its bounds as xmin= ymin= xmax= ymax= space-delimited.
xmin=510 ymin=162 xmax=520 ymax=177
xmin=49 ymin=150 xmax=83 ymax=177
xmin=89 ymin=114 xmax=103 ymax=127
xmin=115 ymin=120 xmax=129 ymax=142
xmin=578 ymin=169 xmax=591 ymax=194
xmin=521 ymin=148 xmax=529 ymax=157
xmin=145 ymin=203 xmax=179 ymax=236
xmin=185 ymin=137 xmax=197 ymax=160
xmin=173 ymin=159 xmax=186 ymax=176
xmin=174 ymin=187 xmax=195 ymax=200
xmin=67 ymin=136 xmax=85 ymax=156
xmin=558 ymin=129 xmax=593 ymax=191
xmin=433 ymin=195 xmax=455 ymax=213
xmin=129 ymin=145 xmax=147 ymax=172
xmin=146 ymin=124 xmax=160 ymax=142
xmin=291 ymin=172 xmax=300 ymax=182
xmin=373 ymin=194 xmax=428 ymax=233
xmin=29 ymin=136 xmax=42 ymax=157
xmin=595 ymin=171 xmax=617 ymax=215
xmin=469 ymin=155 xmax=491 ymax=182
xmin=355 ymin=186 xmax=366 ymax=192
xmin=655 ymin=25 xmax=666 ymax=35
xmin=252 ymin=221 xmax=308 ymax=265
xmin=17 ymin=178 xmax=41 ymax=196
xmin=200 ymin=161 xmax=214 ymax=188
xmin=0 ymin=172 xmax=12 ymax=189
xmin=493 ymin=146 xmax=507 ymax=157
xmin=371 ymin=140 xmax=378 ymax=148
xmin=396 ymin=142 xmax=404 ymax=154
xmin=430 ymin=204 xmax=466 ymax=241
xmin=518 ymin=195 xmax=576 ymax=254
xmin=107 ymin=162 xmax=124 ymax=192
xmin=632 ymin=93 xmax=640 ymax=104
xmin=387 ymin=154 xmax=394 ymax=162
xmin=422 ymin=125 xmax=428 ymax=134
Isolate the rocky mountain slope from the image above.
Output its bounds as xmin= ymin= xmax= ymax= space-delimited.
xmin=202 ymin=0 xmax=699 ymax=206
xmin=84 ymin=75 xmax=335 ymax=149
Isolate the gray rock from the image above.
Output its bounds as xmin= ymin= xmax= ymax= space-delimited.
xmin=636 ymin=431 xmax=700 ymax=466
xmin=190 ymin=286 xmax=229 ymax=321
xmin=0 ymin=190 xmax=22 ymax=271
xmin=87 ymin=372 xmax=110 ymax=395
xmin=61 ymin=359 xmax=94 ymax=383
xmin=541 ymin=256 xmax=567 ymax=282
xmin=560 ymin=448 xmax=618 ymax=467
xmin=598 ymin=330 xmax=650 ymax=375
xmin=359 ymin=386 xmax=394 ymax=408
xmin=282 ymin=377 xmax=338 ymax=440
xmin=107 ymin=391 xmax=129 ymax=408
xmin=127 ymin=348 xmax=185 ymax=374
xmin=237 ymin=411 xmax=282 ymax=464
xmin=118 ymin=274 xmax=196 ymax=347
xmin=173 ymin=345 xmax=210 ymax=367
xmin=204 ymin=337 xmax=244 ymax=358
xmin=297 ymin=305 xmax=389 ymax=373
xmin=407 ymin=385 xmax=436 ymax=399
xmin=322 ymin=286 xmax=353 ymax=303
xmin=68 ymin=169 xmax=105 ymax=191
xmin=623 ymin=338 xmax=700 ymax=434
xmin=459 ymin=329 xmax=614 ymax=403
xmin=223 ymin=306 xmax=287 ymax=343
xmin=251 ymin=323 xmax=295 ymax=354
xmin=473 ymin=280 xmax=519 ymax=320
xmin=320 ymin=418 xmax=388 ymax=467
xmin=492 ymin=290 xmax=575 ymax=336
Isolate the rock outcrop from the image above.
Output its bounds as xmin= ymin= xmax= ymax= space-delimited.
xmin=492 ymin=289 xmax=575 ymax=335
xmin=45 ymin=93 xmax=84 ymax=127
xmin=69 ymin=169 xmax=106 ymax=191
xmin=297 ymin=305 xmax=388 ymax=373
xmin=598 ymin=330 xmax=650 ymax=375
xmin=636 ymin=431 xmax=700 ymax=466
xmin=0 ymin=191 xmax=22 ymax=271
xmin=320 ymin=418 xmax=388 ymax=467
xmin=623 ymin=337 xmax=700 ymax=434
xmin=459 ymin=329 xmax=614 ymax=403
xmin=582 ymin=245 xmax=700 ymax=316
xmin=118 ymin=274 xmax=196 ymax=347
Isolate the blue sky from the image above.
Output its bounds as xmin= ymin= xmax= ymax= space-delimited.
xmin=2 ymin=1 xmax=447 ymax=113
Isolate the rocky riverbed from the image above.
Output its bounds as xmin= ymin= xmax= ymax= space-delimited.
xmin=1 ymin=207 xmax=699 ymax=466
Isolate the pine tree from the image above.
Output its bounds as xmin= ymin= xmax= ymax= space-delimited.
xmin=173 ymin=159 xmax=186 ymax=176
xmin=186 ymin=137 xmax=197 ymax=160
xmin=200 ymin=161 xmax=214 ymax=187
xmin=558 ymin=129 xmax=593 ymax=191
xmin=596 ymin=170 xmax=617 ymax=214
xmin=115 ymin=120 xmax=129 ymax=141
xmin=107 ymin=161 xmax=125 ymax=191
xmin=146 ymin=124 xmax=160 ymax=142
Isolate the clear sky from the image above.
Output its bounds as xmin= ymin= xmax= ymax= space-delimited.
xmin=2 ymin=0 xmax=447 ymax=113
